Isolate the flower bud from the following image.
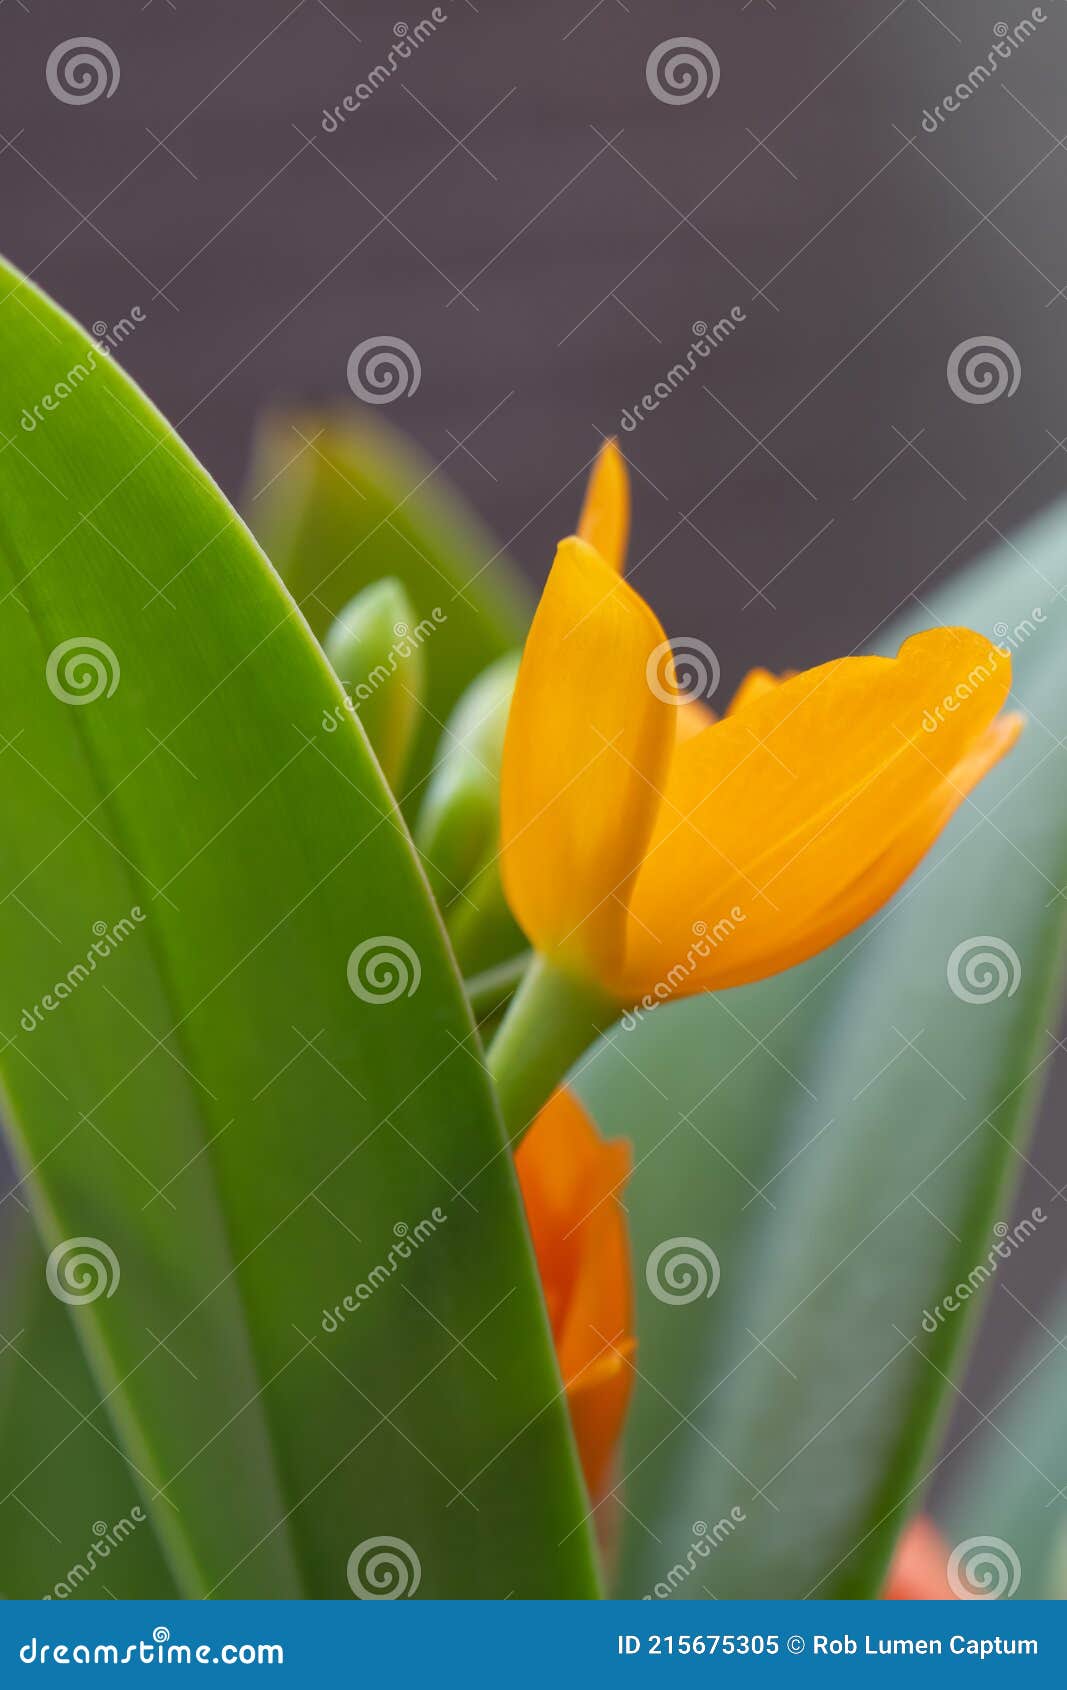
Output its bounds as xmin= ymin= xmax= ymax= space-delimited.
xmin=415 ymin=653 xmax=518 ymax=908
xmin=324 ymin=578 xmax=423 ymax=791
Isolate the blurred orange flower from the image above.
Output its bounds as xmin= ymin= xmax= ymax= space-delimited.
xmin=515 ymin=1089 xmax=634 ymax=1501
xmin=883 ymin=1516 xmax=956 ymax=1599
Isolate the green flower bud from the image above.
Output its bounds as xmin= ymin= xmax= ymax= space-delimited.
xmin=415 ymin=653 xmax=518 ymax=910
xmin=324 ymin=579 xmax=423 ymax=792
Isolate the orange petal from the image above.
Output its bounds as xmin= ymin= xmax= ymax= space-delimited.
xmin=753 ymin=712 xmax=1022 ymax=981
xmin=578 ymin=439 xmax=630 ymax=575
xmin=515 ymin=1090 xmax=634 ymax=1500
xmin=500 ymin=537 xmax=674 ymax=983
xmin=565 ymin=1341 xmax=636 ymax=1506
xmin=883 ymin=1518 xmax=955 ymax=1599
xmin=676 ymin=698 xmax=717 ymax=741
xmin=618 ymin=629 xmax=1016 ymax=999
xmin=728 ymin=667 xmax=795 ymax=715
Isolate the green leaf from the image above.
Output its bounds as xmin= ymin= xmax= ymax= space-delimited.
xmin=0 ymin=258 xmax=599 ymax=1598
xmin=245 ymin=410 xmax=529 ymax=803
xmin=940 ymin=1284 xmax=1067 ymax=1598
xmin=0 ymin=1206 xmax=177 ymax=1598
xmin=577 ymin=503 xmax=1067 ymax=1598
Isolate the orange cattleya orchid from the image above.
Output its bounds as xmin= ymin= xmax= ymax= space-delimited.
xmin=515 ymin=1089 xmax=634 ymax=1501
xmin=500 ymin=440 xmax=1023 ymax=1008
xmin=883 ymin=1517 xmax=956 ymax=1599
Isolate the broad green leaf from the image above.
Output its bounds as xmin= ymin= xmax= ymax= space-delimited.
xmin=0 ymin=258 xmax=599 ymax=1599
xmin=0 ymin=1205 xmax=177 ymax=1598
xmin=246 ymin=410 xmax=529 ymax=803
xmin=940 ymin=1285 xmax=1067 ymax=1598
xmin=574 ymin=966 xmax=840 ymax=1598
xmin=577 ymin=502 xmax=1067 ymax=1598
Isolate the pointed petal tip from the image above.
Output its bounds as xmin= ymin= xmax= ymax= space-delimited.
xmin=577 ymin=440 xmax=631 ymax=575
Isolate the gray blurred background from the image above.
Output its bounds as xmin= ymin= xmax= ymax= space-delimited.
xmin=2 ymin=0 xmax=1066 ymax=1475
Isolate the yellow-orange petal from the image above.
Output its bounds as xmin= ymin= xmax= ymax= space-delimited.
xmin=746 ymin=711 xmax=1022 ymax=983
xmin=500 ymin=536 xmax=674 ymax=984
xmin=515 ymin=1090 xmax=634 ymax=1501
xmin=883 ymin=1517 xmax=955 ymax=1599
xmin=578 ymin=439 xmax=630 ymax=575
xmin=727 ymin=667 xmax=795 ymax=715
xmin=676 ymin=698 xmax=717 ymax=741
xmin=617 ymin=628 xmax=1016 ymax=1000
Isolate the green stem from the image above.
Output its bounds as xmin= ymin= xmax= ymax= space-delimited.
xmin=463 ymin=950 xmax=532 ymax=1018
xmin=447 ymin=855 xmax=524 ymax=975
xmin=487 ymin=954 xmax=618 ymax=1145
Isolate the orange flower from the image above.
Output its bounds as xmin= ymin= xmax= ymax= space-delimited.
xmin=515 ymin=1089 xmax=634 ymax=1501
xmin=883 ymin=1517 xmax=955 ymax=1599
xmin=501 ymin=442 xmax=1022 ymax=1007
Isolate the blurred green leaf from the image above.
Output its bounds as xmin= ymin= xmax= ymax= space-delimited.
xmin=940 ymin=1285 xmax=1067 ymax=1598
xmin=577 ymin=500 xmax=1067 ymax=1598
xmin=0 ymin=258 xmax=599 ymax=1599
xmin=246 ymin=410 xmax=529 ymax=804
xmin=0 ymin=1203 xmax=177 ymax=1598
